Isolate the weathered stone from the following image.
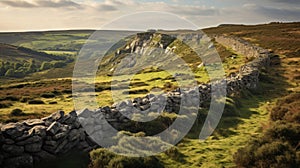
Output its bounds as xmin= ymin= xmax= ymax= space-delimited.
xmin=46 ymin=121 xmax=61 ymax=135
xmin=63 ymin=114 xmax=76 ymax=125
xmin=42 ymin=145 xmax=56 ymax=154
xmin=2 ymin=144 xmax=24 ymax=155
xmin=15 ymin=131 xmax=31 ymax=141
xmin=69 ymin=110 xmax=77 ymax=117
xmin=23 ymin=119 xmax=44 ymax=127
xmin=133 ymin=97 xmax=142 ymax=104
xmin=16 ymin=135 xmax=41 ymax=145
xmin=1 ymin=123 xmax=25 ymax=139
xmin=28 ymin=125 xmax=47 ymax=137
xmin=25 ymin=141 xmax=42 ymax=153
xmin=53 ymin=132 xmax=67 ymax=140
xmin=44 ymin=140 xmax=57 ymax=147
xmin=3 ymin=154 xmax=33 ymax=168
xmin=72 ymin=119 xmax=81 ymax=129
xmin=68 ymin=129 xmax=81 ymax=141
xmin=55 ymin=138 xmax=68 ymax=154
xmin=62 ymin=139 xmax=79 ymax=152
xmin=53 ymin=110 xmax=65 ymax=122
xmin=77 ymin=108 xmax=92 ymax=118
xmin=32 ymin=150 xmax=55 ymax=162
xmin=102 ymin=106 xmax=111 ymax=113
xmin=3 ymin=138 xmax=15 ymax=144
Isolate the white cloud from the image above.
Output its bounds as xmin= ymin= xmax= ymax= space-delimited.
xmin=0 ymin=0 xmax=298 ymax=31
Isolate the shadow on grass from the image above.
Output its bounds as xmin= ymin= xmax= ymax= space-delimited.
xmin=187 ymin=55 xmax=292 ymax=139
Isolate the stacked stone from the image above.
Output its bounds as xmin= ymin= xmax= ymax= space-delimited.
xmin=0 ymin=35 xmax=271 ymax=168
xmin=0 ymin=111 xmax=93 ymax=168
xmin=215 ymin=35 xmax=271 ymax=91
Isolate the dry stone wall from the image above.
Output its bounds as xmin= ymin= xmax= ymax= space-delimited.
xmin=0 ymin=35 xmax=271 ymax=168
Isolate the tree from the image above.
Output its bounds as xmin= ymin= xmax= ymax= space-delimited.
xmin=14 ymin=62 xmax=22 ymax=70
xmin=40 ymin=61 xmax=52 ymax=70
xmin=27 ymin=59 xmax=37 ymax=73
xmin=5 ymin=69 xmax=15 ymax=77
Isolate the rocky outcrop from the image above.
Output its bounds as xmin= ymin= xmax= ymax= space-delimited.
xmin=0 ymin=35 xmax=271 ymax=168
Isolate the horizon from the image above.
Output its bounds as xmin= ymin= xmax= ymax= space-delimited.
xmin=0 ymin=21 xmax=298 ymax=33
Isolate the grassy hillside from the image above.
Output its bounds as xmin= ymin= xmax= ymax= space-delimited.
xmin=0 ymin=22 xmax=298 ymax=167
xmin=88 ymin=22 xmax=299 ymax=167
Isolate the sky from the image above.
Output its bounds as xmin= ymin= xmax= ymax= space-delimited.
xmin=0 ymin=0 xmax=299 ymax=32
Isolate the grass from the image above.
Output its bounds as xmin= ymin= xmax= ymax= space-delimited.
xmin=0 ymin=22 xmax=299 ymax=167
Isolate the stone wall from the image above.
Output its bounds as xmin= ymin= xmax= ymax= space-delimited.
xmin=0 ymin=35 xmax=271 ymax=168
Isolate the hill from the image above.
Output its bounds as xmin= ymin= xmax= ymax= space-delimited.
xmin=0 ymin=43 xmax=71 ymax=78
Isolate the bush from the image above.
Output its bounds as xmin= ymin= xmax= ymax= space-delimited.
xmin=20 ymin=96 xmax=30 ymax=103
xmin=0 ymin=101 xmax=13 ymax=108
xmin=10 ymin=108 xmax=24 ymax=116
xmin=40 ymin=62 xmax=53 ymax=70
xmin=164 ymin=147 xmax=184 ymax=161
xmin=40 ymin=93 xmax=56 ymax=98
xmin=28 ymin=99 xmax=45 ymax=104
xmin=4 ymin=96 xmax=19 ymax=101
xmin=234 ymin=140 xmax=297 ymax=168
xmin=52 ymin=61 xmax=66 ymax=68
xmin=234 ymin=93 xmax=300 ymax=167
xmin=270 ymin=93 xmax=300 ymax=124
xmin=89 ymin=148 xmax=164 ymax=168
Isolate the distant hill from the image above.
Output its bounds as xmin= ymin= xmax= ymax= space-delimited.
xmin=0 ymin=43 xmax=63 ymax=63
xmin=0 ymin=43 xmax=71 ymax=78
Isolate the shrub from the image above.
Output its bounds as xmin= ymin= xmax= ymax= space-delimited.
xmin=40 ymin=62 xmax=53 ymax=70
xmin=4 ymin=96 xmax=19 ymax=101
xmin=270 ymin=93 xmax=300 ymax=124
xmin=0 ymin=101 xmax=13 ymax=108
xmin=28 ymin=99 xmax=45 ymax=104
xmin=40 ymin=93 xmax=56 ymax=98
xmin=49 ymin=101 xmax=58 ymax=104
xmin=10 ymin=108 xmax=24 ymax=116
xmin=164 ymin=147 xmax=184 ymax=161
xmin=52 ymin=61 xmax=66 ymax=68
xmin=20 ymin=96 xmax=30 ymax=103
xmin=89 ymin=148 xmax=164 ymax=168
xmin=234 ymin=140 xmax=297 ymax=168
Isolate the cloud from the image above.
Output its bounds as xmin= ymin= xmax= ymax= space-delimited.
xmin=0 ymin=0 xmax=299 ymax=32
xmin=268 ymin=0 xmax=300 ymax=4
xmin=0 ymin=0 xmax=82 ymax=9
xmin=97 ymin=4 xmax=117 ymax=11
xmin=243 ymin=4 xmax=300 ymax=20
xmin=0 ymin=0 xmax=36 ymax=8
xmin=168 ymin=5 xmax=219 ymax=16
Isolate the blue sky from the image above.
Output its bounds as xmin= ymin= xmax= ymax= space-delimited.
xmin=0 ymin=0 xmax=299 ymax=31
